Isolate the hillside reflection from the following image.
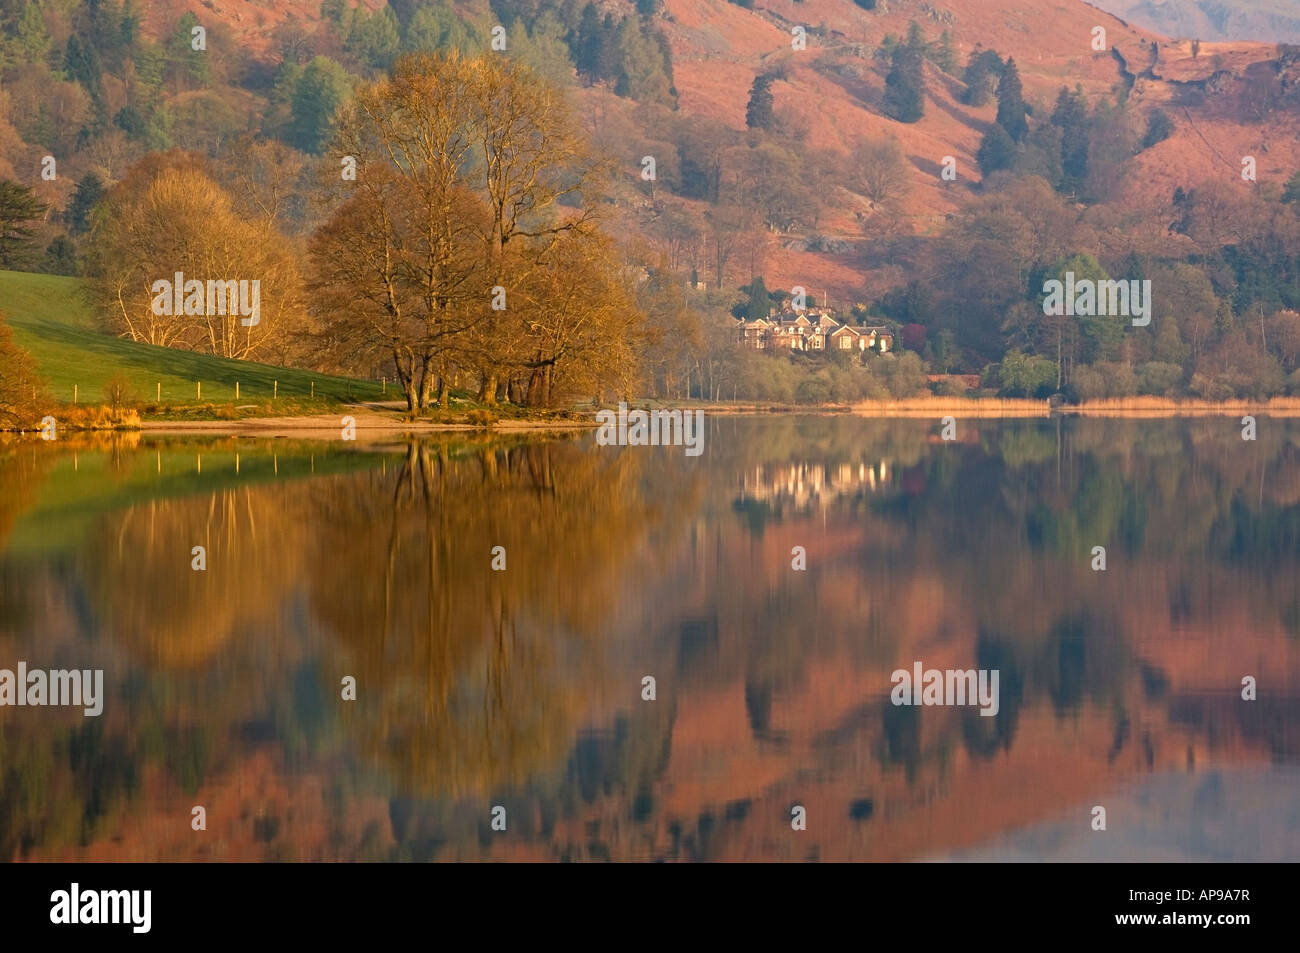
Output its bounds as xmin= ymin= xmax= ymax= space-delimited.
xmin=0 ymin=418 xmax=1297 ymax=861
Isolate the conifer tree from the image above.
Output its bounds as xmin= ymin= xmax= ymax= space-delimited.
xmin=746 ymin=74 xmax=775 ymax=130
xmin=996 ymin=57 xmax=1028 ymax=141
xmin=883 ymin=29 xmax=924 ymax=123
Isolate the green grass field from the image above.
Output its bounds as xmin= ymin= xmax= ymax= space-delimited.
xmin=0 ymin=269 xmax=384 ymax=407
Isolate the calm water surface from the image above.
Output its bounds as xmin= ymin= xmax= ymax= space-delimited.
xmin=1 ymin=417 xmax=1297 ymax=861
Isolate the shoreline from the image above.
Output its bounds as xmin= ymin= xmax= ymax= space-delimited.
xmin=16 ymin=397 xmax=1299 ymax=438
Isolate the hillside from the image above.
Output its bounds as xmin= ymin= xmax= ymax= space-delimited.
xmin=0 ymin=271 xmax=381 ymax=406
xmin=9 ymin=0 xmax=1297 ymax=308
xmin=639 ymin=0 xmax=1300 ymax=300
xmin=1092 ymin=0 xmax=1300 ymax=45
xmin=4 ymin=0 xmax=1300 ymax=404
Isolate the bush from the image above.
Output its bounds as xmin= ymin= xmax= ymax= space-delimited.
xmin=0 ymin=318 xmax=50 ymax=430
xmin=1092 ymin=362 xmax=1138 ymax=398
xmin=104 ymin=373 xmax=140 ymax=421
xmin=1188 ymin=373 xmax=1236 ymax=402
xmin=997 ymin=349 xmax=1057 ymax=397
xmin=1136 ymin=361 xmax=1183 ymax=396
xmin=59 ymin=405 xmax=142 ymax=430
xmin=1067 ymin=366 xmax=1107 ymax=402
xmin=931 ymin=377 xmax=968 ymax=397
xmin=879 ymin=351 xmax=929 ymax=397
xmin=1142 ymin=110 xmax=1174 ymax=149
xmin=796 ymin=374 xmax=833 ymax=405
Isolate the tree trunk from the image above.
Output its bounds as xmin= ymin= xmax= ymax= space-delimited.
xmin=394 ymin=347 xmax=418 ymax=412
xmin=418 ymin=354 xmax=436 ymax=410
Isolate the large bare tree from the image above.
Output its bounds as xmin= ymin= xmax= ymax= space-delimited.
xmin=310 ymin=52 xmax=624 ymax=412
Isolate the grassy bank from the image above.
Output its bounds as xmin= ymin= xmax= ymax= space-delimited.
xmin=1 ymin=270 xmax=383 ymax=409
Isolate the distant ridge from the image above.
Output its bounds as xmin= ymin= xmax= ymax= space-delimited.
xmin=1090 ymin=0 xmax=1300 ymax=44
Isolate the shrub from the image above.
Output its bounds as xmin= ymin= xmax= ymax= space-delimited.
xmin=931 ymin=377 xmax=968 ymax=397
xmin=104 ymin=373 xmax=140 ymax=421
xmin=1142 ymin=109 xmax=1174 ymax=149
xmin=1067 ymin=366 xmax=1107 ymax=402
xmin=796 ymin=374 xmax=833 ymax=405
xmin=1136 ymin=361 xmax=1183 ymax=396
xmin=0 ymin=318 xmax=50 ymax=430
xmin=997 ymin=349 xmax=1057 ymax=397
xmin=1092 ymin=361 xmax=1138 ymax=398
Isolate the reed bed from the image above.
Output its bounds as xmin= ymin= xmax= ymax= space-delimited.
xmin=852 ymin=397 xmax=1051 ymax=417
xmin=1062 ymin=397 xmax=1300 ymax=417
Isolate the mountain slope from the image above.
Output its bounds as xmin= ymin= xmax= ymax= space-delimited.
xmin=1091 ymin=0 xmax=1300 ymax=44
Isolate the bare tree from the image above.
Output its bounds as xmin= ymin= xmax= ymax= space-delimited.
xmin=854 ymin=136 xmax=911 ymax=206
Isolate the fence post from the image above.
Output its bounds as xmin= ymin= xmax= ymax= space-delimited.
xmin=274 ymin=380 xmax=278 ymax=399
xmin=196 ymin=381 xmax=201 ymax=401
xmin=236 ymin=381 xmax=240 ymax=400
xmin=311 ymin=381 xmax=315 ymax=398
xmin=73 ymin=384 xmax=78 ymax=404
xmin=157 ymin=381 xmax=161 ymax=402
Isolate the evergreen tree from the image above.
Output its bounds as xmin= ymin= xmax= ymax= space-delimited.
xmin=403 ymin=2 xmax=476 ymax=54
xmin=64 ymin=35 xmax=104 ymax=101
xmin=614 ymin=19 xmax=672 ymax=105
xmin=1051 ymin=85 xmax=1089 ymax=192
xmin=652 ymin=27 xmax=676 ymax=100
xmin=120 ymin=0 xmax=142 ymax=50
xmin=995 ymin=57 xmax=1028 ymax=141
xmin=347 ymin=6 xmax=401 ymax=70
xmin=288 ymin=56 xmax=351 ymax=154
xmin=168 ymin=12 xmax=210 ymax=88
xmin=1283 ymin=170 xmax=1300 ymax=205
xmin=931 ymin=29 xmax=955 ymax=73
xmin=594 ymin=13 xmax=621 ymax=80
xmin=67 ymin=173 xmax=105 ymax=235
xmin=0 ymin=180 xmax=49 ymax=269
xmin=906 ymin=21 xmax=925 ymax=52
xmin=743 ymin=277 xmax=770 ymax=320
xmin=15 ymin=2 xmax=50 ymax=65
xmin=571 ymin=3 xmax=602 ymax=76
xmin=745 ymin=73 xmax=775 ymax=130
xmin=510 ymin=13 xmax=574 ymax=88
xmin=976 ymin=123 xmax=1017 ymax=175
xmin=43 ymin=235 xmax=79 ymax=276
xmin=961 ymin=48 xmax=1003 ymax=106
xmin=883 ymin=32 xmax=924 ymax=123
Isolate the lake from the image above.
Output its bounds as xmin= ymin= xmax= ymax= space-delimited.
xmin=1 ymin=416 xmax=1297 ymax=861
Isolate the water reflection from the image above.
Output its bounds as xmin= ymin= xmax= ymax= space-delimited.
xmin=0 ymin=418 xmax=1297 ymax=861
